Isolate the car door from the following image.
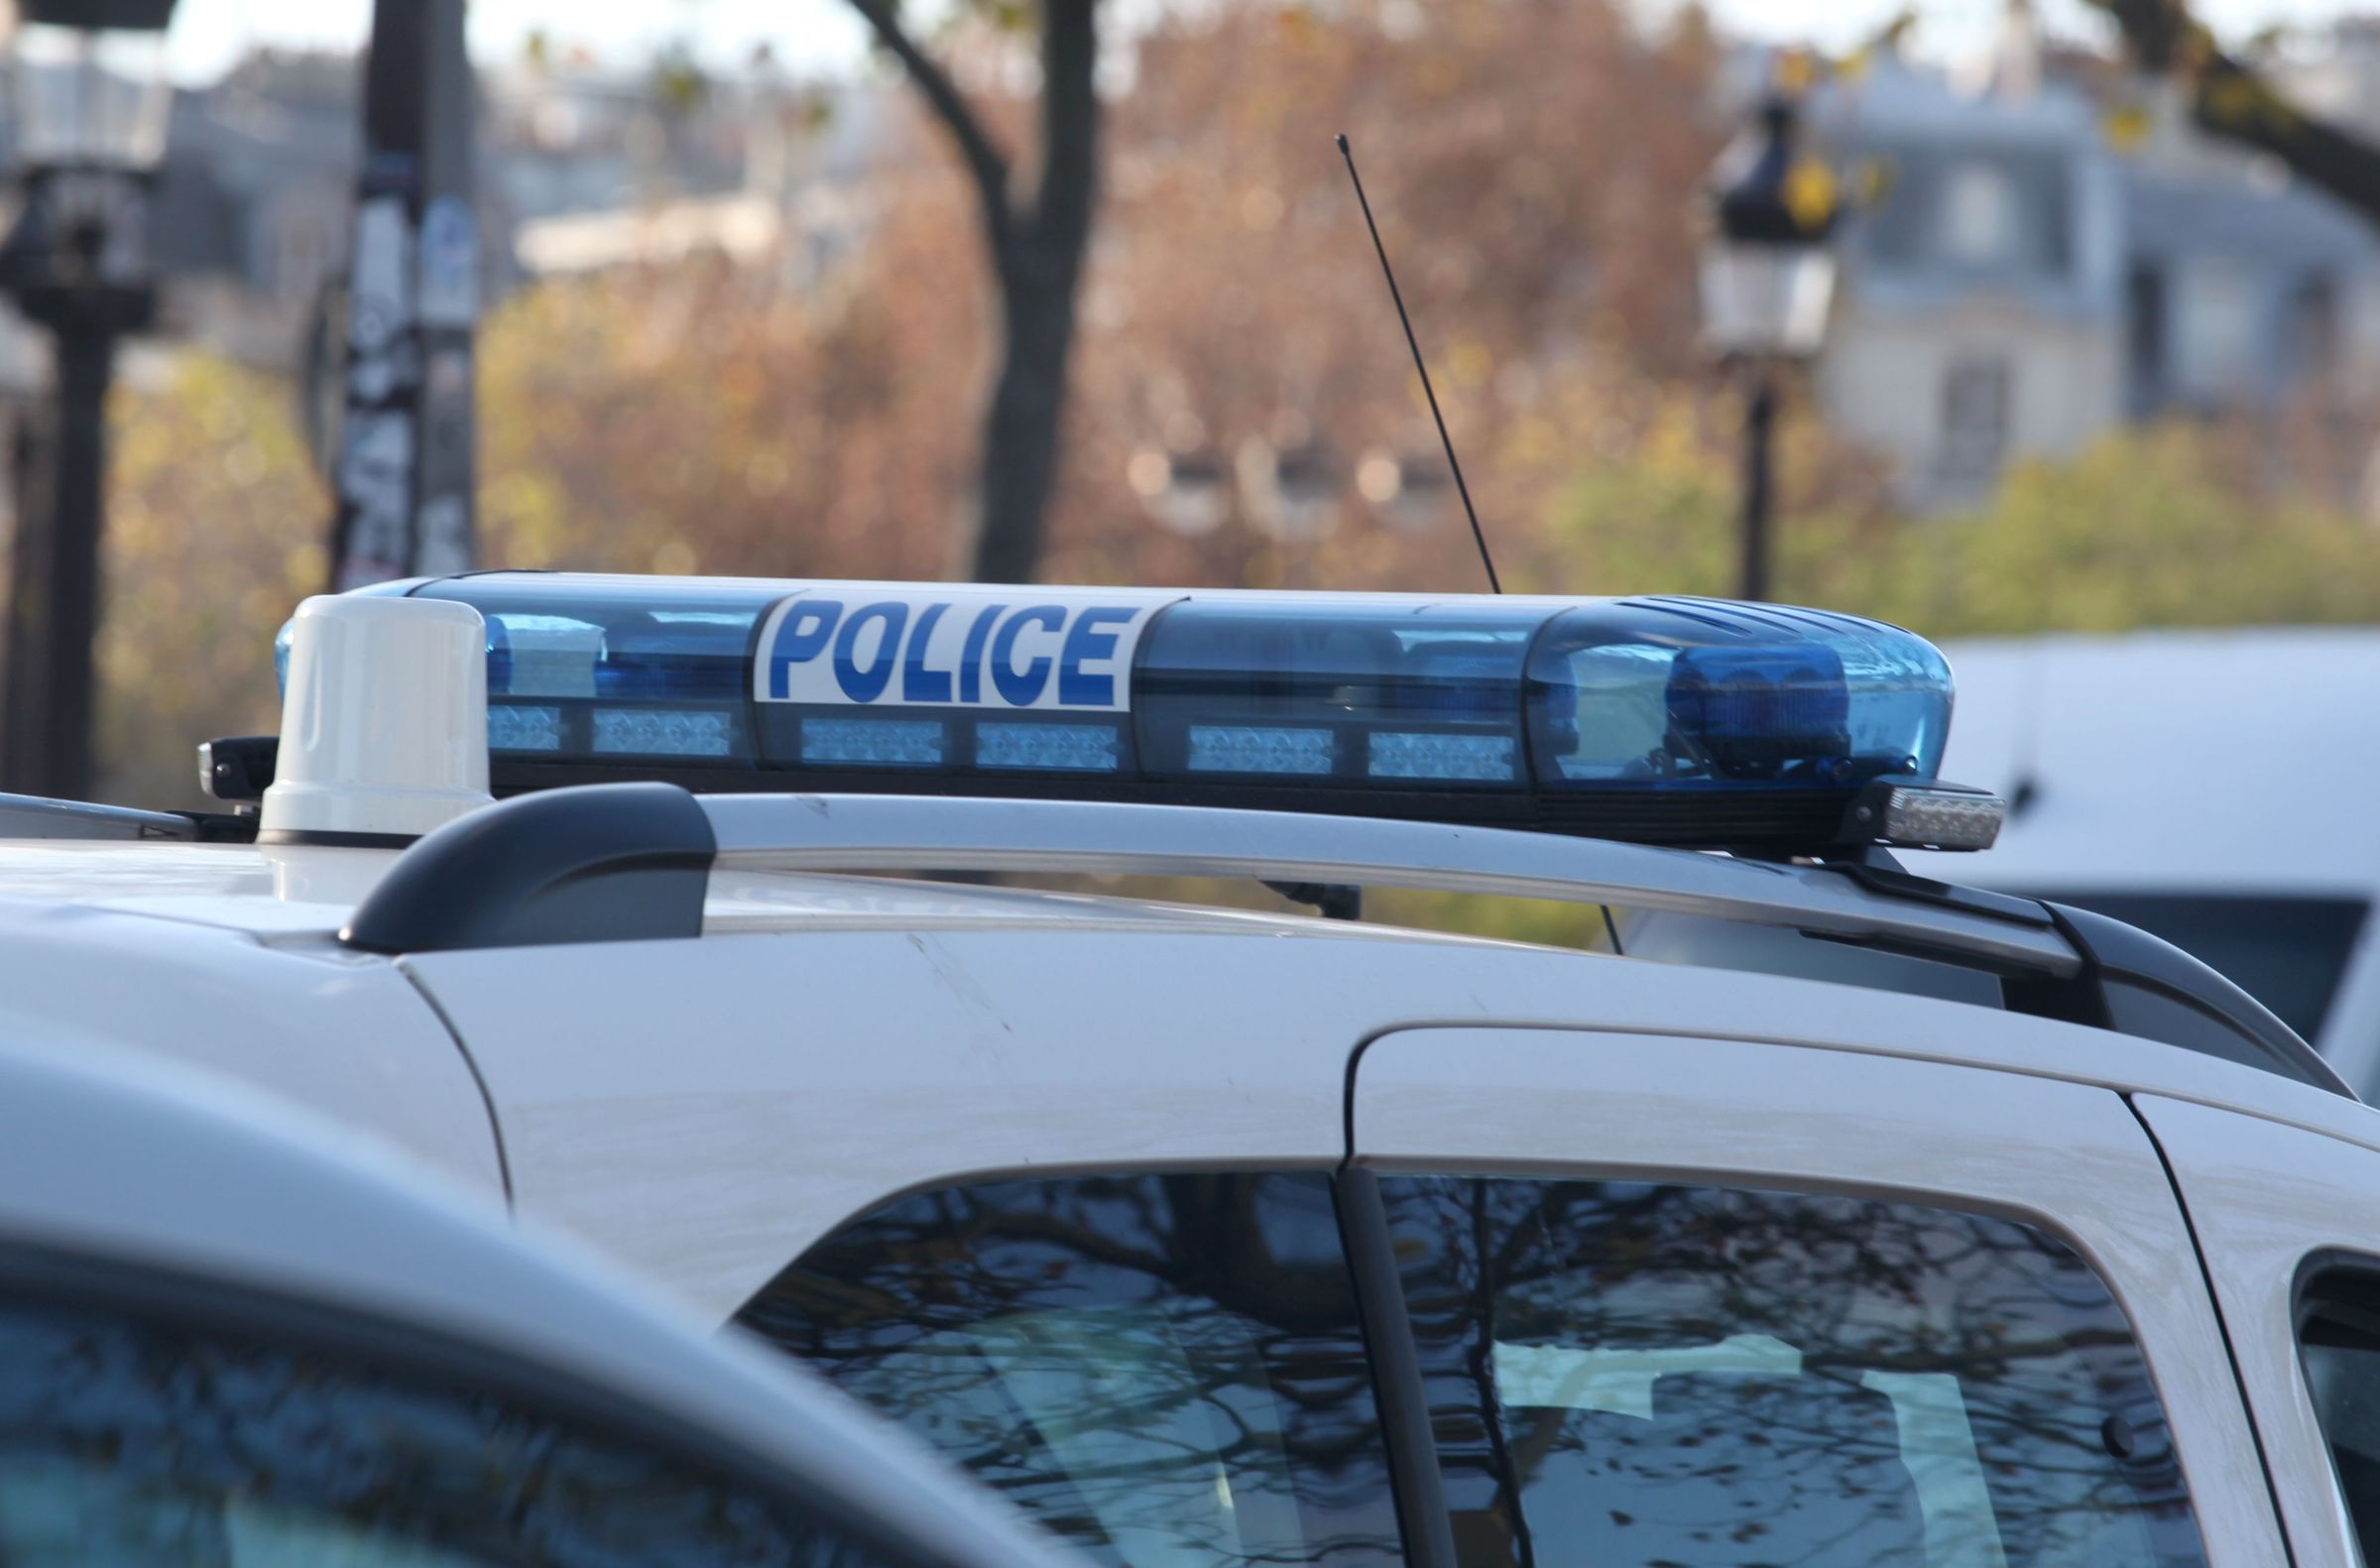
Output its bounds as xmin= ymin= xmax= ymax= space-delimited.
xmin=2132 ymin=1094 xmax=2380 ymax=1568
xmin=398 ymin=926 xmax=1358 ymax=1320
xmin=1348 ymin=1025 xmax=2285 ymax=1567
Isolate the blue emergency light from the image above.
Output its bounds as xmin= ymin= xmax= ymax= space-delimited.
xmin=296 ymin=573 xmax=1994 ymax=852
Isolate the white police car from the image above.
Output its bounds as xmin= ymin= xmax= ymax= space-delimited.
xmin=0 ymin=1025 xmax=1082 ymax=1568
xmin=7 ymin=572 xmax=2380 ymax=1567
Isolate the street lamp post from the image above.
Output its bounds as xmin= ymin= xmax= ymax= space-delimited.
xmin=1700 ymin=94 xmax=1837 ymax=604
xmin=0 ymin=0 xmax=176 ymax=802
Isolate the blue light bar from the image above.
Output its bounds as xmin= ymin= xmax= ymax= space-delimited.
xmin=331 ymin=574 xmax=1972 ymax=851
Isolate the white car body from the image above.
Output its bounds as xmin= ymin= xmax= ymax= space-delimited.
xmin=0 ymin=782 xmax=2377 ymax=1567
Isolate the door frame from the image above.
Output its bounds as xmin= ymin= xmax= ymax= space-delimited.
xmin=2134 ymin=1092 xmax=2380 ymax=1568
xmin=1346 ymin=1025 xmax=2287 ymax=1567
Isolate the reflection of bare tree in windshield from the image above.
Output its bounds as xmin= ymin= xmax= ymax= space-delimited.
xmin=741 ymin=1173 xmax=1403 ymax=1568
xmin=1381 ymin=1177 xmax=2206 ymax=1568
xmin=740 ymin=1169 xmax=2204 ymax=1568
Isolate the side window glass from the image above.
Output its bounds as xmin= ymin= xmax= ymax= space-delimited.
xmin=2297 ymin=1265 xmax=2380 ymax=1557
xmin=739 ymin=1172 xmax=1402 ymax=1568
xmin=1377 ymin=1176 xmax=2207 ymax=1568
xmin=0 ymin=1292 xmax=902 ymax=1568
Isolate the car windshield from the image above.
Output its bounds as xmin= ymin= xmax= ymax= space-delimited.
xmin=2028 ymin=892 xmax=2367 ymax=1042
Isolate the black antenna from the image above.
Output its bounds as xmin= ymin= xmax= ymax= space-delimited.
xmin=1336 ymin=133 xmax=1501 ymax=594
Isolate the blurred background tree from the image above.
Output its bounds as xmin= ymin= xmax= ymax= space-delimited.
xmin=95 ymin=358 xmax=322 ymax=808
xmin=55 ymin=0 xmax=2380 ymax=809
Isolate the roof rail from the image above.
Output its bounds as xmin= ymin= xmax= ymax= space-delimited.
xmin=343 ymin=783 xmax=2076 ymax=975
xmin=0 ymin=793 xmax=195 ymax=841
xmin=340 ymin=784 xmax=2356 ymax=1099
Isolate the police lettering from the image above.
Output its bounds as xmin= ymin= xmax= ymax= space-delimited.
xmin=767 ymin=598 xmax=1140 ymax=708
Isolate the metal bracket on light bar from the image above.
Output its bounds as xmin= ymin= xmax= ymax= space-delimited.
xmin=342 ymin=783 xmax=2079 ymax=976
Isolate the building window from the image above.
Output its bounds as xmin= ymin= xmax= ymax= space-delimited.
xmin=2128 ymin=262 xmax=2169 ymax=412
xmin=1938 ymin=355 xmax=2013 ymax=492
xmin=1938 ymin=161 xmax=2020 ymax=267
xmin=2174 ymin=258 xmax=2259 ymax=401
xmin=2346 ymin=282 xmax=2380 ymax=389
xmin=2290 ymin=272 xmax=2342 ymax=389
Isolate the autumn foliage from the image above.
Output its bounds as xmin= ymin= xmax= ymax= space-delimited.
xmin=48 ymin=0 xmax=2380 ymax=808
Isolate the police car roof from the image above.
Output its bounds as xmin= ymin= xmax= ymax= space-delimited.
xmin=0 ymin=570 xmax=2341 ymax=1109
xmin=0 ymin=778 xmax=2340 ymax=1098
xmin=0 ymin=1028 xmax=1079 ymax=1568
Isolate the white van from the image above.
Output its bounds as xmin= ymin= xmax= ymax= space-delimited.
xmin=1906 ymin=628 xmax=2380 ymax=1095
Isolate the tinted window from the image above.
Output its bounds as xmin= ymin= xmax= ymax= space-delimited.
xmin=2298 ymin=1266 xmax=2380 ymax=1557
xmin=2035 ymin=892 xmax=2367 ymax=1041
xmin=0 ymin=1292 xmax=898 ymax=1567
xmin=739 ymin=1173 xmax=1400 ymax=1568
xmin=1378 ymin=1177 xmax=2206 ymax=1568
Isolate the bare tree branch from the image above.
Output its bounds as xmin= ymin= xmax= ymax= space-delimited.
xmin=2102 ymin=0 xmax=2191 ymax=72
xmin=851 ymin=0 xmax=1015 ymax=252
xmin=2099 ymin=0 xmax=2380 ymax=229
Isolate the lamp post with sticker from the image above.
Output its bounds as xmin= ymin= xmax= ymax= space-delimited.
xmin=326 ymin=0 xmax=477 ymax=592
xmin=0 ymin=0 xmax=177 ymax=801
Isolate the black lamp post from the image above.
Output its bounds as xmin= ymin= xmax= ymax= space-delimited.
xmin=1701 ymin=94 xmax=1837 ymax=604
xmin=0 ymin=0 xmax=177 ymax=802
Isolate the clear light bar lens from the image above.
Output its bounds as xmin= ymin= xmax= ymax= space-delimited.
xmin=1187 ymin=725 xmax=1335 ymax=776
xmin=801 ymin=717 xmax=946 ymax=768
xmin=591 ymin=707 xmax=735 ymax=758
xmin=1368 ymin=731 xmax=1516 ymax=783
xmin=1528 ymin=597 xmax=1952 ymax=788
xmin=1879 ymin=786 xmax=2005 ymax=851
xmin=487 ymin=703 xmax=563 ymax=753
xmin=976 ymin=722 xmax=1122 ymax=773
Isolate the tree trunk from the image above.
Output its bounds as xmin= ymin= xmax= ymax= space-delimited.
xmin=969 ymin=267 xmax=1078 ymax=582
xmin=968 ymin=0 xmax=1100 ymax=583
xmin=854 ymin=0 xmax=1102 ymax=585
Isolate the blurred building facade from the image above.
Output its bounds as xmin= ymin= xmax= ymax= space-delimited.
xmin=1809 ymin=7 xmax=2380 ymax=510
xmin=486 ymin=56 xmax=889 ymax=285
xmin=0 ymin=38 xmax=890 ymax=390
xmin=1811 ymin=44 xmax=2125 ymax=508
